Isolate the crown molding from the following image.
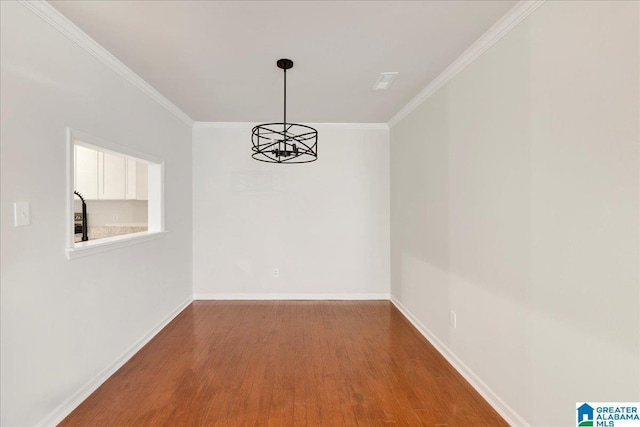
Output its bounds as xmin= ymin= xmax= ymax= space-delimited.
xmin=19 ymin=0 xmax=195 ymax=127
xmin=19 ymin=0 xmax=542 ymax=131
xmin=193 ymin=122 xmax=258 ymax=129
xmin=193 ymin=122 xmax=389 ymax=131
xmin=309 ymin=123 xmax=389 ymax=130
xmin=388 ymin=0 xmax=545 ymax=128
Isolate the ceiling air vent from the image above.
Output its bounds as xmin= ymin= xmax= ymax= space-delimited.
xmin=372 ymin=72 xmax=399 ymax=91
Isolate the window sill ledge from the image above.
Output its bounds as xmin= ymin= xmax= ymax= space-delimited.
xmin=66 ymin=230 xmax=168 ymax=260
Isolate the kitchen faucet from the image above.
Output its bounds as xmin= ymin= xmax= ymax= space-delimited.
xmin=73 ymin=191 xmax=88 ymax=242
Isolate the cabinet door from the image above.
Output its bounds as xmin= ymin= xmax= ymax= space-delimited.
xmin=125 ymin=158 xmax=137 ymax=200
xmin=75 ymin=145 xmax=98 ymax=200
xmin=136 ymin=161 xmax=148 ymax=200
xmin=98 ymin=152 xmax=126 ymax=199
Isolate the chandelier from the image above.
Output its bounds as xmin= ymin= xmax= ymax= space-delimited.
xmin=251 ymin=59 xmax=318 ymax=163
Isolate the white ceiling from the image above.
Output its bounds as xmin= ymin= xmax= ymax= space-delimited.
xmin=50 ymin=1 xmax=517 ymax=123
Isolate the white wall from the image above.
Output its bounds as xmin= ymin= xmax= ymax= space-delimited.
xmin=193 ymin=124 xmax=389 ymax=298
xmin=0 ymin=3 xmax=193 ymax=426
xmin=391 ymin=2 xmax=639 ymax=426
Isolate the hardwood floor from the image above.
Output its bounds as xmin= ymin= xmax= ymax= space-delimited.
xmin=59 ymin=301 xmax=508 ymax=426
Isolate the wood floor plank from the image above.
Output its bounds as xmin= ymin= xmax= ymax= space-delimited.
xmin=59 ymin=301 xmax=508 ymax=426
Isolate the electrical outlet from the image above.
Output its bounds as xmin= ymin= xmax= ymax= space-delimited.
xmin=273 ymin=268 xmax=279 ymax=278
xmin=450 ymin=311 xmax=457 ymax=329
xmin=113 ymin=213 xmax=119 ymax=222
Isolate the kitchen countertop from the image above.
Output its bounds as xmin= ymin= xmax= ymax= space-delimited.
xmin=75 ymin=225 xmax=148 ymax=243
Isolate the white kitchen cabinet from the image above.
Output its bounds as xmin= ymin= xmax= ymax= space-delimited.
xmin=75 ymin=145 xmax=146 ymax=201
xmin=125 ymin=158 xmax=137 ymax=200
xmin=74 ymin=145 xmax=98 ymax=200
xmin=136 ymin=161 xmax=148 ymax=200
xmin=125 ymin=159 xmax=148 ymax=200
xmin=98 ymin=151 xmax=126 ymax=199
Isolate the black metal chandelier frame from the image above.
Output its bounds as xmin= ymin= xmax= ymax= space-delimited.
xmin=251 ymin=59 xmax=318 ymax=164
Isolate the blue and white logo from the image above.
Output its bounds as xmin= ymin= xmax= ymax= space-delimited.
xmin=578 ymin=403 xmax=595 ymax=426
xmin=577 ymin=403 xmax=640 ymax=427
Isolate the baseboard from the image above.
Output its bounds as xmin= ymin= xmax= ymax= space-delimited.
xmin=194 ymin=293 xmax=390 ymax=301
xmin=390 ymin=296 xmax=530 ymax=427
xmin=36 ymin=296 xmax=193 ymax=427
xmin=35 ymin=294 xmax=524 ymax=426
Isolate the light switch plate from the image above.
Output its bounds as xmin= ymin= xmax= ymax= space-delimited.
xmin=14 ymin=202 xmax=30 ymax=227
